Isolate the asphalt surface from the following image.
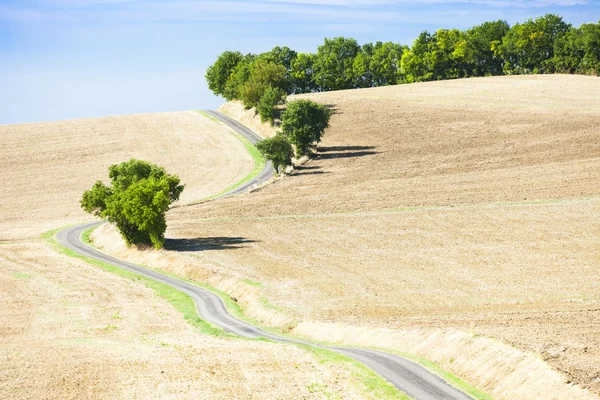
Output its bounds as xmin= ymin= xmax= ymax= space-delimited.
xmin=57 ymin=111 xmax=474 ymax=400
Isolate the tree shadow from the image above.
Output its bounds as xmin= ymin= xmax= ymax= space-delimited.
xmin=322 ymin=104 xmax=341 ymax=115
xmin=316 ymin=145 xmax=378 ymax=160
xmin=164 ymin=237 xmax=259 ymax=252
xmin=318 ymin=146 xmax=377 ymax=152
xmin=293 ymin=165 xmax=329 ymax=175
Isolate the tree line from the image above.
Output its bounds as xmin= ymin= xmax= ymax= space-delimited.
xmin=206 ymin=14 xmax=599 ymax=110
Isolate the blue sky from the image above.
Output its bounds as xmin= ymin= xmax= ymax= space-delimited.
xmin=1 ymin=0 xmax=599 ymax=125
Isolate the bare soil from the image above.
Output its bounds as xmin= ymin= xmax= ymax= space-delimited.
xmin=155 ymin=75 xmax=600 ymax=397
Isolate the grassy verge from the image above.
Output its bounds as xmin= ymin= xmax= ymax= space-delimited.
xmin=389 ymin=351 xmax=493 ymax=400
xmin=197 ymin=110 xmax=221 ymax=123
xmin=297 ymin=344 xmax=412 ymax=399
xmin=192 ymin=111 xmax=267 ymax=204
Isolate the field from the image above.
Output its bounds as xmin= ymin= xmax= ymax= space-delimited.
xmin=0 ymin=111 xmax=254 ymax=240
xmin=0 ymin=112 xmax=374 ymax=399
xmin=92 ymin=75 xmax=600 ymax=398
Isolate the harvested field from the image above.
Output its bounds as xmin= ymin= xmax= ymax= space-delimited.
xmin=0 ymin=241 xmax=371 ymax=399
xmin=105 ymin=75 xmax=599 ymax=398
xmin=0 ymin=111 xmax=254 ymax=240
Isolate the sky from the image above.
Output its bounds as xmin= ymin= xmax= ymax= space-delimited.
xmin=1 ymin=0 xmax=599 ymax=125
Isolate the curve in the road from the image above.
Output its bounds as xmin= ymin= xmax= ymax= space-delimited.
xmin=204 ymin=110 xmax=276 ymax=198
xmin=57 ymin=110 xmax=474 ymax=400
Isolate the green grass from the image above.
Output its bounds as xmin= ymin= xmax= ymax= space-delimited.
xmin=197 ymin=110 xmax=221 ymax=123
xmin=242 ymin=278 xmax=262 ymax=287
xmin=382 ymin=350 xmax=493 ymax=400
xmin=81 ymin=227 xmax=94 ymax=245
xmin=192 ymin=110 xmax=266 ymax=203
xmin=11 ymin=272 xmax=30 ymax=279
xmin=297 ymin=344 xmax=412 ymax=399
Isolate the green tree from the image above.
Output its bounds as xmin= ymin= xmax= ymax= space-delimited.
xmin=205 ymin=51 xmax=244 ymax=97
xmin=256 ymin=85 xmax=287 ymax=125
xmin=464 ymin=20 xmax=510 ymax=76
xmin=291 ymin=53 xmax=319 ymax=93
xmin=498 ymin=14 xmax=571 ymax=74
xmin=222 ymin=54 xmax=255 ymax=101
xmin=352 ymin=43 xmax=375 ymax=88
xmin=240 ymin=59 xmax=287 ymax=109
xmin=553 ymin=22 xmax=600 ymax=75
xmin=256 ymin=133 xmax=294 ymax=172
xmin=313 ymin=37 xmax=361 ymax=91
xmin=401 ymin=31 xmax=434 ymax=82
xmin=370 ymin=41 xmax=408 ymax=86
xmin=81 ymin=159 xmax=184 ymax=249
xmin=281 ymin=100 xmax=331 ymax=157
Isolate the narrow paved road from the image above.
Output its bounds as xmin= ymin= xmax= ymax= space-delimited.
xmin=57 ymin=111 xmax=474 ymax=400
xmin=204 ymin=110 xmax=275 ymax=198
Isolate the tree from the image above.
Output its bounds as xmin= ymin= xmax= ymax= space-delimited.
xmin=281 ymin=100 xmax=331 ymax=157
xmin=370 ymin=41 xmax=408 ymax=86
xmin=498 ymin=14 xmax=571 ymax=74
xmin=205 ymin=51 xmax=244 ymax=97
xmin=464 ymin=20 xmax=510 ymax=76
xmin=291 ymin=53 xmax=319 ymax=93
xmin=239 ymin=59 xmax=287 ymax=109
xmin=256 ymin=134 xmax=294 ymax=172
xmin=257 ymin=85 xmax=287 ymax=125
xmin=313 ymin=37 xmax=361 ymax=91
xmin=222 ymin=54 xmax=255 ymax=101
xmin=553 ymin=22 xmax=600 ymax=75
xmin=81 ymin=159 xmax=184 ymax=249
xmin=352 ymin=43 xmax=375 ymax=88
xmin=401 ymin=31 xmax=435 ymax=82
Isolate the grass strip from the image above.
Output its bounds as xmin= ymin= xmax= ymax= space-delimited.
xmin=395 ymin=352 xmax=493 ymax=400
xmin=296 ymin=344 xmax=412 ymax=399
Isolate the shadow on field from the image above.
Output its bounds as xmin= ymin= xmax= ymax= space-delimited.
xmin=293 ymin=165 xmax=329 ymax=176
xmin=316 ymin=145 xmax=378 ymax=159
xmin=323 ymin=104 xmax=341 ymax=115
xmin=165 ymin=237 xmax=258 ymax=252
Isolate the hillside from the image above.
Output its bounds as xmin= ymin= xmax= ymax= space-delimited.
xmin=0 ymin=111 xmax=254 ymax=240
xmin=95 ymin=75 xmax=599 ymax=398
xmin=0 ymin=112 xmax=374 ymax=399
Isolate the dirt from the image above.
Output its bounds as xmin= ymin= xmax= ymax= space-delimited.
xmin=148 ymin=75 xmax=600 ymax=398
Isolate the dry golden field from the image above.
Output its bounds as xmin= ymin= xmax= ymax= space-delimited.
xmin=0 ymin=111 xmax=254 ymax=240
xmin=0 ymin=241 xmax=374 ymax=399
xmin=93 ymin=75 xmax=600 ymax=398
xmin=0 ymin=112 xmax=374 ymax=399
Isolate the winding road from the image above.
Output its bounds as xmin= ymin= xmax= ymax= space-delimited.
xmin=57 ymin=111 xmax=473 ymax=400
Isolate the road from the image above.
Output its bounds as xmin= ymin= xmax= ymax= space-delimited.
xmin=57 ymin=111 xmax=473 ymax=400
xmin=203 ymin=110 xmax=276 ymax=198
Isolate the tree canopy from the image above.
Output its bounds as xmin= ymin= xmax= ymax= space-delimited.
xmin=205 ymin=15 xmax=599 ymax=108
xmin=256 ymin=133 xmax=294 ymax=172
xmin=281 ymin=100 xmax=331 ymax=157
xmin=81 ymin=159 xmax=184 ymax=249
